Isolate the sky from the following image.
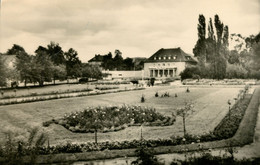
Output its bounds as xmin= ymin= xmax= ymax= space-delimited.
xmin=0 ymin=0 xmax=259 ymax=62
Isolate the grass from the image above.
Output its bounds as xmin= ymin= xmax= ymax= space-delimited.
xmin=0 ymin=86 xmax=243 ymax=146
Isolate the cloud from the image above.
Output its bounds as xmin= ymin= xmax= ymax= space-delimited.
xmin=0 ymin=0 xmax=259 ymax=62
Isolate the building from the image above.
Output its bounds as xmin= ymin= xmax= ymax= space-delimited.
xmin=88 ymin=54 xmax=104 ymax=67
xmin=144 ymin=48 xmax=197 ymax=78
xmin=102 ymin=70 xmax=143 ymax=80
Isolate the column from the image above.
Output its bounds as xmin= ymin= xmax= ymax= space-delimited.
xmin=162 ymin=69 xmax=164 ymax=77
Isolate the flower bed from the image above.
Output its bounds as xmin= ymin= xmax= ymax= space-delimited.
xmin=45 ymin=105 xmax=175 ymax=133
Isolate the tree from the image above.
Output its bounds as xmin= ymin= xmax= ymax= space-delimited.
xmin=6 ymin=44 xmax=26 ymax=55
xmin=81 ymin=64 xmax=102 ymax=79
xmin=15 ymin=52 xmax=33 ymax=86
xmin=101 ymin=52 xmax=114 ymax=70
xmin=123 ymin=57 xmax=134 ymax=70
xmin=0 ymin=55 xmax=7 ymax=86
xmin=193 ymin=14 xmax=207 ymax=63
xmin=222 ymin=25 xmax=229 ymax=59
xmin=114 ymin=49 xmax=123 ymax=70
xmin=33 ymin=51 xmax=54 ymax=86
xmin=47 ymin=41 xmax=65 ymax=65
xmin=52 ymin=65 xmax=67 ymax=84
xmin=64 ymin=48 xmax=82 ymax=78
xmin=35 ymin=46 xmax=48 ymax=55
xmin=176 ymin=101 xmax=194 ymax=136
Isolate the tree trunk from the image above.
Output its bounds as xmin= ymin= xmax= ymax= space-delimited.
xmin=53 ymin=78 xmax=56 ymax=85
xmin=39 ymin=80 xmax=44 ymax=87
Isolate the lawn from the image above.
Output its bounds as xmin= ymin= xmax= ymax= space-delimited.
xmin=0 ymin=86 xmax=242 ymax=145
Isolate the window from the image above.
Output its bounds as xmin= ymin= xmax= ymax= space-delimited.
xmin=154 ymin=57 xmax=157 ymax=60
xmin=163 ymin=56 xmax=166 ymax=60
xmin=168 ymin=56 xmax=171 ymax=59
xmin=186 ymin=56 xmax=190 ymax=60
xmin=163 ymin=63 xmax=165 ymax=66
xmin=173 ymin=56 xmax=177 ymax=60
xmin=159 ymin=57 xmax=161 ymax=60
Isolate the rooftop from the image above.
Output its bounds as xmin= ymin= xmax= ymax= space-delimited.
xmin=145 ymin=48 xmax=197 ymax=63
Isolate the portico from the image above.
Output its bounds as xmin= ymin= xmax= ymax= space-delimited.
xmin=149 ymin=67 xmax=177 ymax=78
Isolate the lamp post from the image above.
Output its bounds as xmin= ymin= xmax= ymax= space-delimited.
xmin=228 ymin=100 xmax=231 ymax=120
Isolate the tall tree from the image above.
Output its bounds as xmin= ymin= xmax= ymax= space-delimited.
xmin=214 ymin=15 xmax=224 ymax=46
xmin=15 ymin=52 xmax=33 ymax=86
xmin=6 ymin=44 xmax=26 ymax=55
xmin=52 ymin=65 xmax=67 ymax=84
xmin=205 ymin=18 xmax=216 ymax=63
xmin=223 ymin=26 xmax=229 ymax=53
xmin=101 ymin=52 xmax=114 ymax=70
xmin=193 ymin=14 xmax=207 ymax=63
xmin=64 ymin=48 xmax=82 ymax=78
xmin=35 ymin=46 xmax=48 ymax=55
xmin=33 ymin=51 xmax=54 ymax=86
xmin=47 ymin=41 xmax=65 ymax=65
xmin=123 ymin=58 xmax=134 ymax=70
xmin=114 ymin=49 xmax=123 ymax=70
xmin=213 ymin=14 xmax=227 ymax=79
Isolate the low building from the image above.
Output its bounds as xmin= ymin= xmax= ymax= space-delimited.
xmin=88 ymin=54 xmax=104 ymax=67
xmin=144 ymin=48 xmax=197 ymax=78
xmin=102 ymin=70 xmax=143 ymax=80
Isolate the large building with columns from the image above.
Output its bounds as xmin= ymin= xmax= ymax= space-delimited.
xmin=144 ymin=48 xmax=197 ymax=78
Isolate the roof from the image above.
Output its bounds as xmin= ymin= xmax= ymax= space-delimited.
xmin=145 ymin=48 xmax=197 ymax=63
xmin=88 ymin=55 xmax=104 ymax=62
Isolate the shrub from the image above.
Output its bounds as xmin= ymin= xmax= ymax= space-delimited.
xmin=180 ymin=66 xmax=200 ymax=81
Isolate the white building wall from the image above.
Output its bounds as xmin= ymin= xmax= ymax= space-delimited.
xmin=103 ymin=70 xmax=143 ymax=79
xmin=144 ymin=62 xmax=186 ymax=78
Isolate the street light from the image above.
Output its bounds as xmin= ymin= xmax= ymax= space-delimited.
xmin=228 ymin=99 xmax=231 ymax=119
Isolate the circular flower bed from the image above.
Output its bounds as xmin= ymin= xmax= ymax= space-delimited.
xmin=49 ymin=105 xmax=175 ymax=133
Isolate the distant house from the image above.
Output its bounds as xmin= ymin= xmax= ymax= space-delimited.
xmin=88 ymin=54 xmax=146 ymax=71
xmin=88 ymin=54 xmax=104 ymax=67
xmin=144 ymin=48 xmax=197 ymax=78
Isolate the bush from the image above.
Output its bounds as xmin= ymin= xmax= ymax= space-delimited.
xmin=226 ymin=64 xmax=248 ymax=79
xmin=180 ymin=66 xmax=200 ymax=81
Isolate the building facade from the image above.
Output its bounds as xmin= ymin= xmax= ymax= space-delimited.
xmin=144 ymin=48 xmax=197 ymax=78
